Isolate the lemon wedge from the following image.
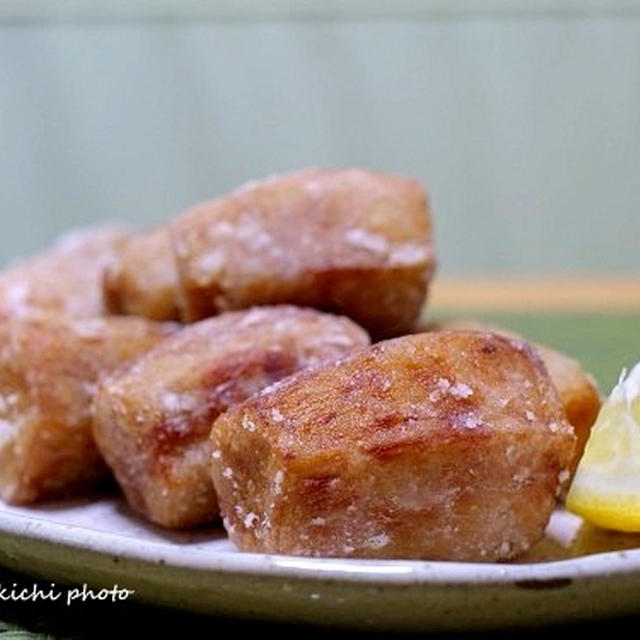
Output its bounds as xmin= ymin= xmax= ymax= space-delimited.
xmin=566 ymin=362 xmax=640 ymax=532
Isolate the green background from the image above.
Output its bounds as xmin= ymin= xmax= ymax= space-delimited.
xmin=1 ymin=0 xmax=639 ymax=277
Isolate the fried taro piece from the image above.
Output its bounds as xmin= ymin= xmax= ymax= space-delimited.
xmin=428 ymin=318 xmax=600 ymax=475
xmin=92 ymin=306 xmax=369 ymax=528
xmin=0 ymin=315 xmax=174 ymax=504
xmin=104 ymin=227 xmax=181 ymax=321
xmin=170 ymin=169 xmax=435 ymax=339
xmin=211 ymin=331 xmax=575 ymax=561
xmin=0 ymin=225 xmax=129 ymax=319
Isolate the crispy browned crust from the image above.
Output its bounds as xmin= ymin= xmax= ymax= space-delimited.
xmin=0 ymin=314 xmax=175 ymax=505
xmin=533 ymin=344 xmax=600 ymax=471
xmin=0 ymin=226 xmax=129 ymax=319
xmin=428 ymin=319 xmax=601 ymax=475
xmin=92 ymin=306 xmax=370 ymax=528
xmin=211 ymin=331 xmax=575 ymax=561
xmin=104 ymin=227 xmax=181 ymax=321
xmin=170 ymin=169 xmax=435 ymax=339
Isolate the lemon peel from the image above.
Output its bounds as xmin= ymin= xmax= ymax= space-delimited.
xmin=566 ymin=362 xmax=640 ymax=532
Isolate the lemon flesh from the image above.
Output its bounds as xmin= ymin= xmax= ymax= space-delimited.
xmin=566 ymin=362 xmax=640 ymax=532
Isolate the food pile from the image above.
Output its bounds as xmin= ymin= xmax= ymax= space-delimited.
xmin=0 ymin=169 xmax=607 ymax=560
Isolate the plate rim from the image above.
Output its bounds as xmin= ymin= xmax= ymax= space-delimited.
xmin=2 ymin=503 xmax=640 ymax=587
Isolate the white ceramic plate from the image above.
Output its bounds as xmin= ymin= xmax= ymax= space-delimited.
xmin=1 ymin=496 xmax=640 ymax=631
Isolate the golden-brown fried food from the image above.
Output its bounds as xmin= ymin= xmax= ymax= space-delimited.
xmin=0 ymin=314 xmax=175 ymax=505
xmin=92 ymin=306 xmax=370 ymax=528
xmin=103 ymin=227 xmax=181 ymax=321
xmin=428 ymin=319 xmax=601 ymax=474
xmin=0 ymin=225 xmax=128 ymax=319
xmin=211 ymin=331 xmax=575 ymax=561
xmin=170 ymin=169 xmax=435 ymax=339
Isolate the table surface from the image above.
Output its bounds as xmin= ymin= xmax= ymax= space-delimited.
xmin=2 ymin=308 xmax=640 ymax=638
